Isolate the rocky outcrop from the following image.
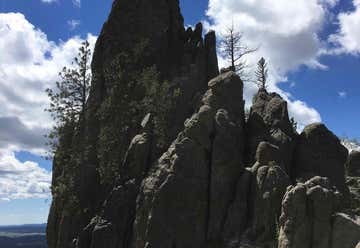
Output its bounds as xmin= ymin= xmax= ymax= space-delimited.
xmin=278 ymin=177 xmax=342 ymax=248
xmin=245 ymin=90 xmax=297 ymax=173
xmin=47 ymin=1 xmax=360 ymax=247
xmin=76 ymin=114 xmax=153 ymax=248
xmin=47 ymin=0 xmax=219 ymax=247
xmin=250 ymin=165 xmax=290 ymax=247
xmin=347 ymin=151 xmax=360 ymax=177
xmin=294 ymin=123 xmax=348 ymax=194
xmin=133 ymin=71 xmax=245 ymax=248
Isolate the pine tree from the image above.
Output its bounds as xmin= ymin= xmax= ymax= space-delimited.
xmin=255 ymin=57 xmax=268 ymax=90
xmin=45 ymin=41 xmax=91 ymax=154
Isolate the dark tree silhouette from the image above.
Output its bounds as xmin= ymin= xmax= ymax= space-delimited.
xmin=45 ymin=41 xmax=91 ymax=153
xmin=219 ymin=23 xmax=257 ymax=78
xmin=255 ymin=57 xmax=268 ymax=90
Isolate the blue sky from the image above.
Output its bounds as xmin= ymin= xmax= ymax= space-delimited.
xmin=0 ymin=0 xmax=359 ymax=225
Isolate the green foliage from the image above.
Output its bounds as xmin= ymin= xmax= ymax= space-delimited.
xmin=45 ymin=41 xmax=91 ymax=156
xmin=97 ymin=41 xmax=180 ymax=185
xmin=255 ymin=57 xmax=268 ymax=90
xmin=141 ymin=66 xmax=181 ymax=149
xmin=45 ymin=41 xmax=91 ymax=211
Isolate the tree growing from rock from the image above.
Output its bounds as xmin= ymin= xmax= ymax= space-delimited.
xmin=45 ymin=40 xmax=92 ymax=154
xmin=219 ymin=23 xmax=257 ymax=78
xmin=255 ymin=57 xmax=268 ymax=90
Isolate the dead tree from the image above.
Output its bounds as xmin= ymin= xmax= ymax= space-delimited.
xmin=219 ymin=23 xmax=257 ymax=78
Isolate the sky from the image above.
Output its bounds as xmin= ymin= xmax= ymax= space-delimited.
xmin=0 ymin=0 xmax=359 ymax=225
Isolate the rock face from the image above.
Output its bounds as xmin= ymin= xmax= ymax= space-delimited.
xmin=47 ymin=0 xmax=219 ymax=247
xmin=250 ymin=165 xmax=290 ymax=246
xmin=294 ymin=123 xmax=348 ymax=193
xmin=331 ymin=213 xmax=360 ymax=248
xmin=76 ymin=115 xmax=153 ymax=248
xmin=278 ymin=177 xmax=360 ymax=248
xmin=47 ymin=1 xmax=360 ymax=248
xmin=278 ymin=177 xmax=342 ymax=248
xmin=133 ymin=71 xmax=245 ymax=248
xmin=245 ymin=90 xmax=297 ymax=173
xmin=347 ymin=151 xmax=360 ymax=177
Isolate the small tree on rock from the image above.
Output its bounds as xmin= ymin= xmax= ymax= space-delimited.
xmin=45 ymin=41 xmax=91 ymax=154
xmin=219 ymin=23 xmax=257 ymax=78
xmin=255 ymin=57 xmax=268 ymax=90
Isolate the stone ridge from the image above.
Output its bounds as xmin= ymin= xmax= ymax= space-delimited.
xmin=47 ymin=1 xmax=360 ymax=248
xmin=47 ymin=1 xmax=219 ymax=248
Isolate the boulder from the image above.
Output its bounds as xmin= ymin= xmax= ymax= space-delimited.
xmin=347 ymin=151 xmax=360 ymax=177
xmin=294 ymin=123 xmax=348 ymax=194
xmin=278 ymin=177 xmax=342 ymax=248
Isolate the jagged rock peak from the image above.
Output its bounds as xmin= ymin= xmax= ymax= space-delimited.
xmin=47 ymin=1 xmax=219 ymax=247
xmin=133 ymin=71 xmax=245 ymax=248
xmin=245 ymin=88 xmax=297 ymax=173
xmin=90 ymin=0 xmax=218 ymax=100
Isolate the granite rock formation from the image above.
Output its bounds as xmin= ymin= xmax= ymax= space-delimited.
xmin=294 ymin=123 xmax=348 ymax=194
xmin=47 ymin=1 xmax=360 ymax=248
xmin=47 ymin=0 xmax=218 ymax=247
xmin=278 ymin=177 xmax=359 ymax=248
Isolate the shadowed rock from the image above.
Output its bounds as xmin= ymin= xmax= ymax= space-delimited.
xmin=294 ymin=123 xmax=348 ymax=194
xmin=245 ymin=89 xmax=297 ymax=174
xmin=278 ymin=177 xmax=342 ymax=248
xmin=133 ymin=71 xmax=245 ymax=248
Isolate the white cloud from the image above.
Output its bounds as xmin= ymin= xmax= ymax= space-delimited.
xmin=205 ymin=0 xmax=332 ymax=129
xmin=338 ymin=91 xmax=347 ymax=98
xmin=73 ymin=0 xmax=81 ymax=8
xmin=0 ymin=13 xmax=96 ymax=200
xmin=68 ymin=19 xmax=81 ymax=30
xmin=0 ymin=149 xmax=51 ymax=201
xmin=0 ymin=13 xmax=96 ymax=155
xmin=329 ymin=0 xmax=360 ymax=55
xmin=287 ymin=99 xmax=322 ymax=131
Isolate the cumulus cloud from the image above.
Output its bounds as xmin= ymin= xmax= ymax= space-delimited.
xmin=204 ymin=0 xmax=334 ymax=129
xmin=0 ymin=117 xmax=48 ymax=154
xmin=0 ymin=13 xmax=96 ymax=154
xmin=329 ymin=0 xmax=360 ymax=55
xmin=0 ymin=13 xmax=96 ymax=200
xmin=0 ymin=149 xmax=51 ymax=201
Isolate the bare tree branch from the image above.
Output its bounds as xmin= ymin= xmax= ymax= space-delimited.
xmin=219 ymin=22 xmax=257 ymax=79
